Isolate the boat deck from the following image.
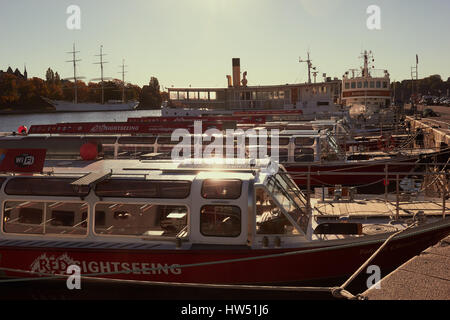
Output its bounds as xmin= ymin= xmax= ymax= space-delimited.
xmin=311 ymin=195 xmax=449 ymax=218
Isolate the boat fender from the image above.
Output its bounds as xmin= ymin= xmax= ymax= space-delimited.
xmin=80 ymin=142 xmax=98 ymax=161
xmin=18 ymin=125 xmax=28 ymax=135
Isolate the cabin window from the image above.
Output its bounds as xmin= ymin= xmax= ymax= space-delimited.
xmin=295 ymin=137 xmax=315 ymax=146
xmin=202 ymin=179 xmax=242 ymax=199
xmin=199 ymin=92 xmax=208 ymax=100
xmin=351 ymin=82 xmax=356 ymax=89
xmin=255 ymin=188 xmax=299 ymax=235
xmin=118 ymin=137 xmax=156 ymax=145
xmin=376 ymin=81 xmax=381 ymax=88
xmin=5 ymin=178 xmax=89 ymax=197
xmin=345 ymin=83 xmax=350 ymax=89
xmin=95 ymin=180 xmax=191 ymax=199
xmin=269 ymin=137 xmax=290 ymax=146
xmin=200 ymin=205 xmax=241 ymax=237
xmin=268 ymin=148 xmax=288 ymax=162
xmin=364 ymin=81 xmax=369 ymax=88
xmin=294 ymin=148 xmax=315 ymax=162
xmin=210 ymin=92 xmax=217 ymax=100
xmin=169 ymin=91 xmax=178 ymax=100
xmin=188 ymin=92 xmax=198 ymax=100
xmin=3 ymin=201 xmax=88 ymax=235
xmin=383 ymin=82 xmax=388 ymax=88
xmin=117 ymin=145 xmax=155 ymax=159
xmin=357 ymin=82 xmax=362 ymax=88
xmin=178 ymin=91 xmax=187 ymax=100
xmin=94 ymin=203 xmax=188 ymax=238
xmin=157 ymin=136 xmax=182 ymax=145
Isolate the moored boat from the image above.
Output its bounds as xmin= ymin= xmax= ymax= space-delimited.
xmin=0 ymin=158 xmax=448 ymax=299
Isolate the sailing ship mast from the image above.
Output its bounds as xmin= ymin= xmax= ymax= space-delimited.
xmin=65 ymin=43 xmax=84 ymax=104
xmin=94 ymin=45 xmax=109 ymax=104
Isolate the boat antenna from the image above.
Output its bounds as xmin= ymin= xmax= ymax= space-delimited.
xmin=359 ymin=50 xmax=374 ymax=77
xmin=65 ymin=43 xmax=85 ymax=104
xmin=299 ymin=51 xmax=316 ymax=84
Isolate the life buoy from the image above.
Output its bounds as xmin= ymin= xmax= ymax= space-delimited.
xmin=80 ymin=142 xmax=98 ymax=161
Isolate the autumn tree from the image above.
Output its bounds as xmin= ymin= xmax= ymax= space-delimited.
xmin=138 ymin=77 xmax=162 ymax=109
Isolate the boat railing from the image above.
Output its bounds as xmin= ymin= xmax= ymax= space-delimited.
xmin=287 ymin=161 xmax=449 ymax=220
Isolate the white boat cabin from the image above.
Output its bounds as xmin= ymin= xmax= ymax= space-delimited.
xmin=0 ymin=159 xmax=312 ymax=248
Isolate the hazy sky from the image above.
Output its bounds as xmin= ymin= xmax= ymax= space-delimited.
xmin=1 ymin=0 xmax=449 ymax=88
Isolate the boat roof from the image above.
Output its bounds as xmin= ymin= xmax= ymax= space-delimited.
xmin=40 ymin=158 xmax=274 ymax=183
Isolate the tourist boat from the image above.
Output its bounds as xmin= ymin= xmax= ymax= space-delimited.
xmin=0 ymin=156 xmax=448 ymax=299
xmin=0 ymin=123 xmax=441 ymax=190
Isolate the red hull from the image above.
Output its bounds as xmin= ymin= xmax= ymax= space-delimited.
xmin=284 ymin=161 xmax=418 ymax=187
xmin=0 ymin=220 xmax=448 ymax=287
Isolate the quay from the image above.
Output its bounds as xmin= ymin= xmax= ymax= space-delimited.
xmin=363 ymin=235 xmax=449 ymax=300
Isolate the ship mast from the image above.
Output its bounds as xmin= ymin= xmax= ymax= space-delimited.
xmin=299 ymin=51 xmax=316 ymax=84
xmin=66 ymin=43 xmax=83 ymax=104
xmin=94 ymin=45 xmax=109 ymax=104
xmin=119 ymin=59 xmax=128 ymax=103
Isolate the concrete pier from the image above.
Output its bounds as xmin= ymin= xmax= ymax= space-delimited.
xmin=363 ymin=235 xmax=450 ymax=300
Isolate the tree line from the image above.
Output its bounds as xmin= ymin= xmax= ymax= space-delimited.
xmin=0 ymin=67 xmax=165 ymax=111
xmin=392 ymin=75 xmax=450 ymax=102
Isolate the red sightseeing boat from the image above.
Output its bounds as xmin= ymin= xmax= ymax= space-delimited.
xmin=0 ymin=158 xmax=448 ymax=299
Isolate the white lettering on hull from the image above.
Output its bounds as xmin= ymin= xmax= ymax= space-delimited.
xmin=30 ymin=253 xmax=182 ymax=276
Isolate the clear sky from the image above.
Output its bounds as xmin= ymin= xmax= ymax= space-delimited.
xmin=1 ymin=0 xmax=449 ymax=88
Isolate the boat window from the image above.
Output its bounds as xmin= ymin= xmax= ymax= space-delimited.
xmin=383 ymin=82 xmax=388 ymax=88
xmin=46 ymin=202 xmax=88 ymax=235
xmin=118 ymin=137 xmax=157 ymax=144
xmin=351 ymin=82 xmax=356 ymax=89
xmin=188 ymin=92 xmax=198 ymax=100
xmin=157 ymin=136 xmax=183 ymax=145
xmin=3 ymin=202 xmax=44 ymax=234
xmin=255 ymin=188 xmax=298 ymax=235
xmin=5 ymin=178 xmax=90 ymax=197
xmin=210 ymin=92 xmax=217 ymax=100
xmin=266 ymin=174 xmax=309 ymax=234
xmin=376 ymin=81 xmax=381 ymax=88
xmin=95 ymin=180 xmax=191 ymax=199
xmin=264 ymin=137 xmax=289 ymax=146
xmin=364 ymin=81 xmax=369 ymax=88
xmin=357 ymin=82 xmax=362 ymax=88
xmin=202 ymin=179 xmax=242 ymax=199
xmin=169 ymin=91 xmax=178 ymax=100
xmin=117 ymin=145 xmax=155 ymax=159
xmin=294 ymin=148 xmax=315 ymax=162
xmin=268 ymin=148 xmax=288 ymax=162
xmin=3 ymin=201 xmax=88 ymax=235
xmin=295 ymin=137 xmax=315 ymax=146
xmin=200 ymin=205 xmax=241 ymax=237
xmin=345 ymin=83 xmax=350 ymax=89
xmin=370 ymin=81 xmax=375 ymax=88
xmin=94 ymin=203 xmax=188 ymax=238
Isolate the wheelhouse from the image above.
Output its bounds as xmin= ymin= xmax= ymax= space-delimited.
xmin=0 ymin=159 xmax=311 ymax=248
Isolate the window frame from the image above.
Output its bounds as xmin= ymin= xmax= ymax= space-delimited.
xmin=199 ymin=205 xmax=242 ymax=238
xmin=201 ymin=179 xmax=243 ymax=200
xmin=92 ymin=201 xmax=189 ymax=239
